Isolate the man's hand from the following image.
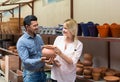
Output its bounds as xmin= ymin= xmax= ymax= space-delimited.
xmin=40 ymin=56 xmax=47 ymax=62
xmin=41 ymin=56 xmax=55 ymax=65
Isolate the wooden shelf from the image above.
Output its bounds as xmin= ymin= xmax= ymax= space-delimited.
xmin=0 ymin=47 xmax=18 ymax=56
xmin=0 ymin=47 xmax=20 ymax=82
xmin=41 ymin=35 xmax=120 ymax=71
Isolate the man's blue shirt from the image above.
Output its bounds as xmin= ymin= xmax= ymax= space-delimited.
xmin=17 ymin=32 xmax=45 ymax=71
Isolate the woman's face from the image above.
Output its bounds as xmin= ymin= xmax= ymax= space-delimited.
xmin=62 ymin=23 xmax=72 ymax=38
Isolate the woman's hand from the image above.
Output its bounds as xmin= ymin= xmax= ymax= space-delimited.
xmin=42 ymin=45 xmax=55 ymax=49
xmin=54 ymin=47 xmax=62 ymax=56
xmin=53 ymin=60 xmax=61 ymax=67
xmin=41 ymin=57 xmax=55 ymax=65
xmin=40 ymin=56 xmax=47 ymax=62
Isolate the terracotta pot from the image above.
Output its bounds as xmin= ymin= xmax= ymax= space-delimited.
xmin=13 ymin=49 xmax=18 ymax=53
xmin=8 ymin=46 xmax=16 ymax=49
xmin=104 ymin=76 xmax=120 ymax=82
xmin=105 ymin=71 xmax=116 ymax=76
xmin=84 ymin=75 xmax=92 ymax=79
xmin=84 ymin=53 xmax=93 ymax=61
xmin=93 ymin=67 xmax=102 ymax=73
xmin=76 ymin=67 xmax=83 ymax=75
xmin=83 ymin=60 xmax=93 ymax=66
xmin=115 ymin=71 xmax=120 ymax=77
xmin=92 ymin=72 xmax=101 ymax=81
xmin=42 ymin=47 xmax=56 ymax=59
xmin=83 ymin=68 xmax=92 ymax=75
xmin=8 ymin=46 xmax=16 ymax=52
xmin=76 ymin=63 xmax=84 ymax=68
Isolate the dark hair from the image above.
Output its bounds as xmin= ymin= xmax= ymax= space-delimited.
xmin=23 ymin=15 xmax=37 ymax=27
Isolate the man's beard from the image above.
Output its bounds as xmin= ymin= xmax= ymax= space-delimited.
xmin=34 ymin=30 xmax=38 ymax=34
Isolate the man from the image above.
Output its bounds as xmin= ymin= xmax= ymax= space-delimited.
xmin=17 ymin=15 xmax=47 ymax=82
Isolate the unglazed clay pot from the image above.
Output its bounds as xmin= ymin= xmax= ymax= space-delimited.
xmin=105 ymin=69 xmax=116 ymax=76
xmin=84 ymin=75 xmax=92 ymax=79
xmin=83 ymin=68 xmax=92 ymax=75
xmin=93 ymin=67 xmax=102 ymax=73
xmin=8 ymin=46 xmax=16 ymax=52
xmin=92 ymin=72 xmax=101 ymax=81
xmin=83 ymin=53 xmax=93 ymax=61
xmin=42 ymin=47 xmax=56 ymax=59
xmin=83 ymin=60 xmax=93 ymax=66
xmin=99 ymin=67 xmax=108 ymax=78
xmin=76 ymin=67 xmax=83 ymax=75
xmin=104 ymin=76 xmax=120 ymax=82
xmin=76 ymin=63 xmax=84 ymax=68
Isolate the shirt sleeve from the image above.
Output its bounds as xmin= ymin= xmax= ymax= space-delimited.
xmin=17 ymin=39 xmax=44 ymax=70
xmin=71 ymin=41 xmax=83 ymax=64
xmin=53 ymin=36 xmax=62 ymax=45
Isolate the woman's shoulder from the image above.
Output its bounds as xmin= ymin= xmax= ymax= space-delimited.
xmin=76 ymin=39 xmax=83 ymax=46
xmin=56 ymin=36 xmax=65 ymax=40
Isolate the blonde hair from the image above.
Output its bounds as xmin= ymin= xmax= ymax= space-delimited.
xmin=64 ymin=19 xmax=78 ymax=41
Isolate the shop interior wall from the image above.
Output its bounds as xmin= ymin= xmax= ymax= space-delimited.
xmin=74 ymin=0 xmax=120 ymax=24
xmin=2 ymin=0 xmax=70 ymax=27
xmin=2 ymin=0 xmax=120 ymax=26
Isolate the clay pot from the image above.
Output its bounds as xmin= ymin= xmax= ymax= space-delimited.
xmin=84 ymin=75 xmax=92 ymax=79
xmin=77 ymin=60 xmax=84 ymax=68
xmin=104 ymin=76 xmax=120 ymax=82
xmin=84 ymin=53 xmax=93 ymax=61
xmin=99 ymin=67 xmax=108 ymax=79
xmin=8 ymin=46 xmax=16 ymax=52
xmin=76 ymin=67 xmax=83 ymax=75
xmin=105 ymin=69 xmax=116 ymax=76
xmin=8 ymin=46 xmax=16 ymax=49
xmin=42 ymin=47 xmax=56 ymax=59
xmin=76 ymin=63 xmax=84 ymax=68
xmin=100 ymin=67 xmax=107 ymax=72
xmin=93 ymin=67 xmax=102 ymax=73
xmin=115 ymin=71 xmax=120 ymax=77
xmin=83 ymin=60 xmax=93 ymax=66
xmin=105 ymin=71 xmax=116 ymax=76
xmin=13 ymin=49 xmax=18 ymax=53
xmin=83 ymin=68 xmax=92 ymax=75
xmin=92 ymin=72 xmax=101 ymax=81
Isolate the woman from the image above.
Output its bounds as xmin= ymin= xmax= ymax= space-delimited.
xmin=51 ymin=19 xmax=83 ymax=82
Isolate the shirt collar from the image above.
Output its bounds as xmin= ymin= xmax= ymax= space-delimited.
xmin=24 ymin=32 xmax=36 ymax=39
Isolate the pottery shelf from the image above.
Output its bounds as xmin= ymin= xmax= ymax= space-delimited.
xmin=0 ymin=47 xmax=18 ymax=56
xmin=0 ymin=47 xmax=21 ymax=82
xmin=41 ymin=34 xmax=120 ymax=71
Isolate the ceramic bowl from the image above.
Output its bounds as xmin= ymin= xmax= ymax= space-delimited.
xmin=104 ymin=76 xmax=120 ymax=82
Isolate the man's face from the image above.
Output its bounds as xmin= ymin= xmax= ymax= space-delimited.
xmin=27 ymin=21 xmax=38 ymax=34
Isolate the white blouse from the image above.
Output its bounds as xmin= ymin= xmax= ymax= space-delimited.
xmin=51 ymin=36 xmax=83 ymax=82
